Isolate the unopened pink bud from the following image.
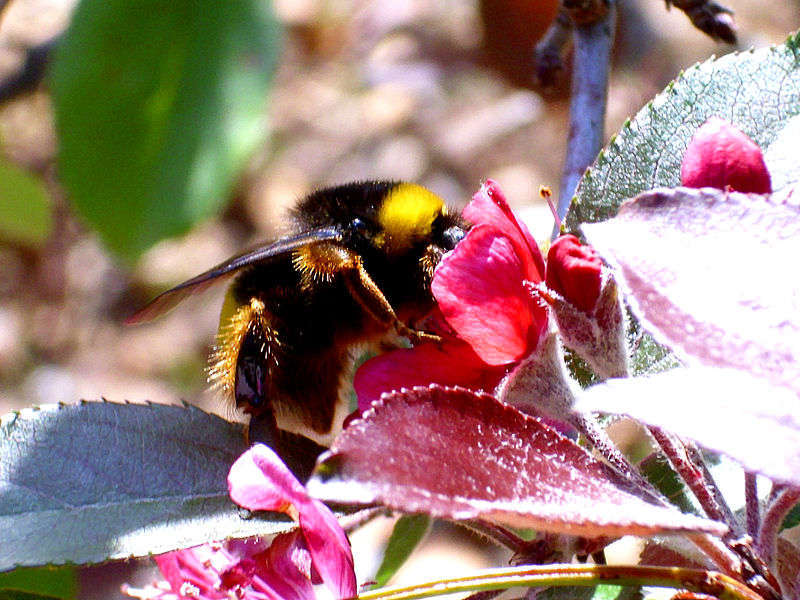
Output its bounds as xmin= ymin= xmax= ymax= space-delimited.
xmin=546 ymin=234 xmax=603 ymax=314
xmin=681 ymin=117 xmax=772 ymax=194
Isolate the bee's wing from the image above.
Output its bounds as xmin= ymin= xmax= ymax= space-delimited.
xmin=126 ymin=226 xmax=343 ymax=324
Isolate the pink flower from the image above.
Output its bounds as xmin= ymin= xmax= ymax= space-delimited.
xmin=355 ymin=180 xmax=549 ymax=411
xmin=125 ymin=446 xmax=356 ymax=600
xmin=681 ymin=117 xmax=772 ymax=194
xmin=227 ymin=445 xmax=356 ymax=599
xmin=545 ymin=234 xmax=603 ymax=314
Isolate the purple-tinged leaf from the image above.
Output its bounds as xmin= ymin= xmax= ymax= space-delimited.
xmin=776 ymin=538 xmax=800 ymax=600
xmin=640 ymin=537 xmax=715 ymax=570
xmin=576 ymin=368 xmax=800 ymax=486
xmin=308 ymin=386 xmax=726 ymax=538
xmin=582 ymin=187 xmax=800 ymax=397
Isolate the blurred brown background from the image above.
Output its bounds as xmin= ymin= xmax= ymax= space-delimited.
xmin=0 ymin=0 xmax=796 ymax=596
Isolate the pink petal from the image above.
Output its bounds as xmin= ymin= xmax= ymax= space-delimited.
xmin=252 ymin=532 xmax=316 ymax=600
xmin=152 ymin=545 xmax=252 ymax=600
xmin=299 ymin=499 xmax=357 ymax=599
xmin=227 ymin=446 xmax=356 ymax=599
xmin=154 ymin=547 xmax=226 ymax=599
xmin=354 ymin=338 xmax=507 ymax=412
xmin=151 ymin=553 xmax=184 ymax=594
xmin=681 ymin=117 xmax=772 ymax=194
xmin=463 ymin=180 xmax=545 ymax=281
xmin=228 ymin=445 xmax=308 ymax=515
xmin=433 ymin=225 xmax=548 ymax=364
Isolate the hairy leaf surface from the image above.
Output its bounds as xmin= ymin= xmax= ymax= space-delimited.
xmin=583 ymin=187 xmax=800 ymax=397
xmin=577 ymin=368 xmax=800 ymax=485
xmin=309 ymin=386 xmax=725 ymax=538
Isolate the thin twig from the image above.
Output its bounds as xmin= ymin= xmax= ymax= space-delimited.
xmin=571 ymin=411 xmax=666 ymax=505
xmin=533 ymin=9 xmax=572 ymax=87
xmin=554 ymin=0 xmax=616 ymax=240
xmin=744 ymin=472 xmax=759 ymax=539
xmin=686 ymin=533 xmax=742 ymax=579
xmin=664 ymin=0 xmax=737 ymax=44
xmin=0 ymin=36 xmax=59 ymax=104
xmin=756 ymin=486 xmax=800 ymax=566
xmin=339 ymin=506 xmax=388 ymax=533
xmin=460 ymin=519 xmax=529 ymax=554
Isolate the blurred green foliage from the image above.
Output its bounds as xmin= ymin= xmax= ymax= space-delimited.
xmin=0 ymin=566 xmax=76 ymax=600
xmin=0 ymin=158 xmax=51 ymax=247
xmin=51 ymin=0 xmax=282 ymax=263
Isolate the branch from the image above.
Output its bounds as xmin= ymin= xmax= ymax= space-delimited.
xmin=555 ymin=0 xmax=616 ymax=239
xmin=0 ymin=37 xmax=59 ymax=104
xmin=533 ymin=9 xmax=572 ymax=88
xmin=664 ymin=0 xmax=736 ymax=44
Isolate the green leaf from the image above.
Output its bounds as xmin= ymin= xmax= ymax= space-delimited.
xmin=639 ymin=454 xmax=697 ymax=516
xmin=537 ymin=584 xmax=642 ymax=600
xmin=0 ymin=401 xmax=292 ymax=571
xmin=782 ymin=501 xmax=800 ymax=530
xmin=374 ymin=514 xmax=431 ymax=587
xmin=592 ymin=585 xmax=626 ymax=600
xmin=51 ymin=0 xmax=282 ymax=262
xmin=0 ymin=567 xmax=76 ymax=600
xmin=567 ymin=30 xmax=800 ymax=229
xmin=0 ymin=159 xmax=51 ymax=247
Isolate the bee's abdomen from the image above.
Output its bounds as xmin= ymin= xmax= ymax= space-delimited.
xmin=211 ymin=260 xmax=367 ymax=437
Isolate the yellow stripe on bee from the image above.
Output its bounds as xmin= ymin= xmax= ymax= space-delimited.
xmin=209 ymin=296 xmax=273 ymax=396
xmin=378 ymin=183 xmax=445 ymax=254
xmin=217 ymin=287 xmax=241 ymax=332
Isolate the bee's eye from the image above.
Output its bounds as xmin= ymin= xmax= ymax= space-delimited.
xmin=442 ymin=225 xmax=466 ymax=250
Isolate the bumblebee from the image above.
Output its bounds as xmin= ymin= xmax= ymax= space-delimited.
xmin=129 ymin=181 xmax=467 ymax=445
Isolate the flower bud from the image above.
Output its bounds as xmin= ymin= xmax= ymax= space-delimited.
xmin=681 ymin=117 xmax=772 ymax=194
xmin=545 ymin=234 xmax=603 ymax=314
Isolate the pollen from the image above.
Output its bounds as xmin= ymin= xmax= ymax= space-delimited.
xmin=207 ymin=297 xmax=279 ymax=397
xmin=378 ymin=183 xmax=445 ymax=254
xmin=293 ymin=242 xmax=352 ymax=288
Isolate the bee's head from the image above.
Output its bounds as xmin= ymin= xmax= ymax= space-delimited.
xmin=375 ymin=183 xmax=467 ymax=256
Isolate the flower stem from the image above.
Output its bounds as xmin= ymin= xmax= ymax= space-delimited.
xmin=648 ymin=426 xmax=738 ymax=534
xmin=570 ymin=411 xmax=663 ymax=503
xmin=686 ymin=442 xmax=741 ymax=536
xmin=757 ymin=485 xmax=800 ymax=566
xmin=356 ymin=563 xmax=763 ymax=600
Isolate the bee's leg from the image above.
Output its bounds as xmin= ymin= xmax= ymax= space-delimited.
xmin=295 ymin=242 xmax=440 ymax=344
xmin=341 ymin=256 xmax=441 ymax=344
xmin=350 ymin=267 xmax=440 ymax=344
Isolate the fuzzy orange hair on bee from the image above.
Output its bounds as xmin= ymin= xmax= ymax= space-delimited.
xmin=128 ymin=181 xmax=467 ymax=444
